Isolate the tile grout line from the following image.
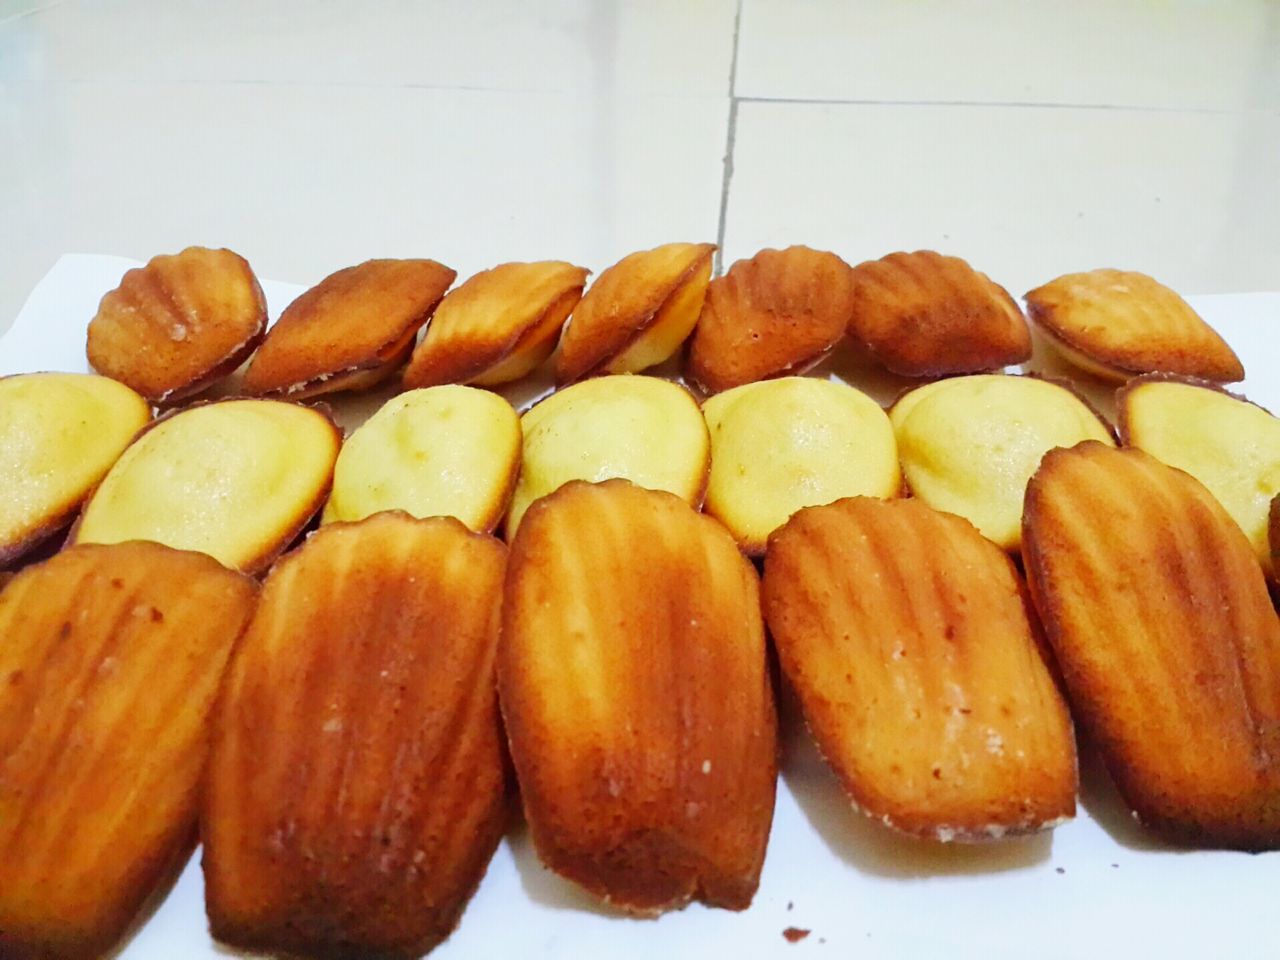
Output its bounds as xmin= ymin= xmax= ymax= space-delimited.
xmin=713 ymin=0 xmax=744 ymax=276
xmin=735 ymin=95 xmax=1270 ymax=117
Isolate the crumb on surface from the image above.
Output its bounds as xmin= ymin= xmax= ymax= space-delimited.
xmin=1055 ymin=867 xmax=1065 ymax=874
xmin=783 ymin=927 xmax=811 ymax=944
xmin=787 ymin=900 xmax=794 ymax=911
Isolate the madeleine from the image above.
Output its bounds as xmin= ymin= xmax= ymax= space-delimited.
xmin=506 ymin=375 xmax=709 ymax=537
xmin=501 ymin=480 xmax=776 ymax=913
xmin=764 ymin=497 xmax=1076 ymax=841
xmin=74 ymin=399 xmax=340 ymax=574
xmin=324 ymin=385 xmax=520 ymax=532
xmin=244 ymin=258 xmax=456 ymax=399
xmin=1025 ymin=268 xmax=1243 ymax=382
xmin=205 ymin=513 xmax=507 ymax=958
xmin=703 ymin=376 xmax=900 ymax=554
xmin=404 ymin=260 xmax=588 ymax=388
xmin=0 ymin=542 xmax=256 ymax=959
xmin=556 ymin=242 xmax=714 ymax=383
xmin=1119 ymin=375 xmax=1280 ymax=575
xmin=1024 ymin=442 xmax=1280 ymax=849
xmin=847 ymin=250 xmax=1030 ymax=378
xmin=686 ymin=245 xmax=854 ymax=394
xmin=0 ymin=373 xmax=149 ymax=566
xmin=88 ymin=246 xmax=267 ymax=403
xmin=892 ymin=374 xmax=1113 ymax=550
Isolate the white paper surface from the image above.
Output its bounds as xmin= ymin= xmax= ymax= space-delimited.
xmin=3 ymin=255 xmax=1279 ymax=960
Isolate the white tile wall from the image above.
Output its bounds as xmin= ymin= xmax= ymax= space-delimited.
xmin=1 ymin=0 xmax=1276 ymax=330
xmin=721 ymin=100 xmax=1280 ymax=296
xmin=736 ymin=0 xmax=1280 ymax=111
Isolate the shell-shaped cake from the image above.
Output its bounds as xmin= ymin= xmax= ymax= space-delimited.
xmin=204 ymin=512 xmax=509 ymax=959
xmin=501 ymin=480 xmax=777 ymax=914
xmin=88 ymin=246 xmax=268 ymax=403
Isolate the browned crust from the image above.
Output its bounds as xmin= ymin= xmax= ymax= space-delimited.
xmin=87 ymin=247 xmax=270 ymax=404
xmin=847 ymin=250 xmax=1031 ymax=378
xmin=244 ymin=259 xmax=456 ymax=397
xmin=0 ymin=542 xmax=257 ymax=959
xmin=685 ymin=246 xmax=854 ymax=395
xmin=1115 ymin=371 xmax=1272 ymax=446
xmin=67 ymin=398 xmax=342 ymax=578
xmin=250 ymin=335 xmax=416 ymax=401
xmin=402 ymin=262 xmax=589 ymax=389
xmin=500 ymin=479 xmax=776 ymax=913
xmin=1025 ymin=271 xmax=1244 ymax=382
xmin=1 ymin=509 xmax=81 ymax=571
xmin=763 ymin=496 xmax=1077 ymax=841
xmin=204 ymin=513 xmax=508 ymax=958
xmin=1022 ymin=442 xmax=1280 ymax=849
xmin=556 ymin=243 xmax=716 ymax=385
xmin=155 ymin=319 xmax=266 ymax=406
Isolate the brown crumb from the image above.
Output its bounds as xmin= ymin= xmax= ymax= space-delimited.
xmin=783 ymin=927 xmax=811 ymax=944
xmin=787 ymin=901 xmax=794 ymax=911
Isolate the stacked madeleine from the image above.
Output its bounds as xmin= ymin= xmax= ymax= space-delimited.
xmin=0 ymin=237 xmax=1276 ymax=960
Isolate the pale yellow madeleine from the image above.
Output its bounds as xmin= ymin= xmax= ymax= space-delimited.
xmin=703 ymin=377 xmax=899 ymax=554
xmin=0 ymin=373 xmax=150 ymax=565
xmin=1120 ymin=377 xmax=1280 ymax=575
xmin=506 ymin=375 xmax=709 ymax=537
xmin=323 ymin=386 xmax=520 ymax=532
xmin=893 ymin=375 xmax=1113 ymax=550
xmin=75 ymin=399 xmax=340 ymax=574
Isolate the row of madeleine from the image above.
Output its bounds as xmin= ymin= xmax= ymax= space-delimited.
xmin=3 ymin=438 xmax=1279 ymax=959
xmin=2 ymin=365 xmax=1276 ymax=579
xmin=82 ymin=242 xmax=1243 ymax=409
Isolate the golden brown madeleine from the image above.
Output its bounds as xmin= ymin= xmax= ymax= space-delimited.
xmin=556 ymin=242 xmax=715 ymax=383
xmin=846 ymin=250 xmax=1031 ymax=378
xmin=323 ymin=386 xmax=521 ymax=532
xmin=1023 ymin=442 xmax=1280 ymax=849
xmin=243 ymin=258 xmax=456 ymax=399
xmin=505 ymin=375 xmax=710 ymax=538
xmin=763 ymin=497 xmax=1076 ymax=841
xmin=891 ymin=374 xmax=1114 ymax=551
xmin=501 ymin=480 xmax=776 ymax=914
xmin=74 ymin=399 xmax=340 ymax=575
xmin=1025 ymin=268 xmax=1243 ymax=382
xmin=403 ymin=260 xmax=589 ymax=389
xmin=1118 ymin=375 xmax=1280 ymax=576
xmin=703 ymin=377 xmax=900 ymax=555
xmin=203 ymin=513 xmax=507 ymax=958
xmin=686 ymin=245 xmax=854 ymax=394
xmin=0 ymin=373 xmax=150 ymax=567
xmin=0 ymin=542 xmax=257 ymax=960
xmin=87 ymin=246 xmax=267 ymax=403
